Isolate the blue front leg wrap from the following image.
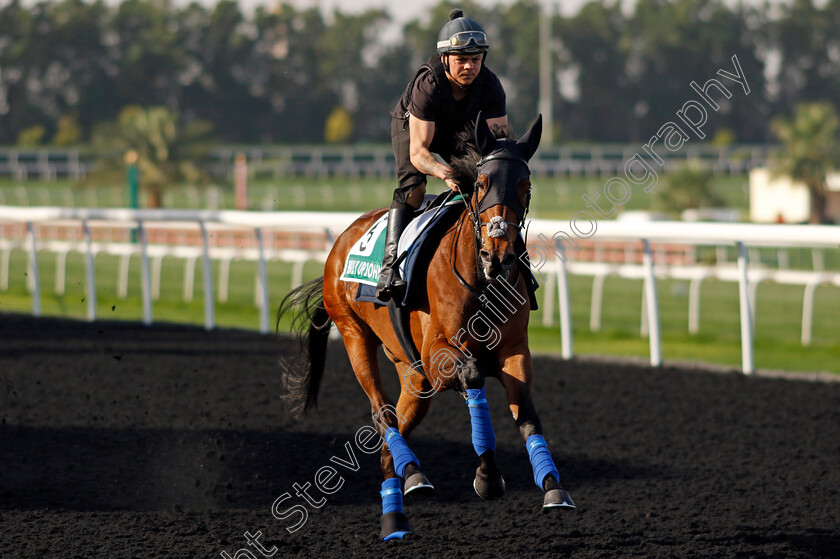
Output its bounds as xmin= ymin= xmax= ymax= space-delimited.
xmin=384 ymin=427 xmax=419 ymax=479
xmin=466 ymin=387 xmax=496 ymax=456
xmin=380 ymin=477 xmax=403 ymax=514
xmin=526 ymin=434 xmax=560 ymax=489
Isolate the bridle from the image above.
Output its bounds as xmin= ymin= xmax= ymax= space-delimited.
xmin=450 ymin=148 xmax=532 ymax=301
xmin=475 ymin=152 xmax=531 ymax=238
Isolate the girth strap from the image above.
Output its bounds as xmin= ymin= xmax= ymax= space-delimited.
xmin=387 ymin=298 xmax=426 ymax=379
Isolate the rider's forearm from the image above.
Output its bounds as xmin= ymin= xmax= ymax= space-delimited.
xmin=410 ymin=148 xmax=451 ymax=181
xmin=490 ymin=122 xmax=509 ymax=138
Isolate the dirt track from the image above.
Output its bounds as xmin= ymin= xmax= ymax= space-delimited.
xmin=1 ymin=313 xmax=838 ymax=558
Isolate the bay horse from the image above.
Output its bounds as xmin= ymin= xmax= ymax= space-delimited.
xmin=276 ymin=112 xmax=575 ymax=541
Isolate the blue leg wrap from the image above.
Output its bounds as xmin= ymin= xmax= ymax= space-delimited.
xmin=526 ymin=434 xmax=560 ymax=489
xmin=384 ymin=427 xmax=419 ymax=479
xmin=380 ymin=477 xmax=403 ymax=515
xmin=466 ymin=387 xmax=496 ymax=456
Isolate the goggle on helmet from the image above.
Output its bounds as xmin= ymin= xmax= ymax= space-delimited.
xmin=436 ymin=11 xmax=489 ymax=55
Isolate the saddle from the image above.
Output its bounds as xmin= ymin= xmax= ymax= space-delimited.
xmin=340 ymin=190 xmax=539 ymax=310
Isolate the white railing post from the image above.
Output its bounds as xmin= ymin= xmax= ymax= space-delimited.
xmin=151 ymin=256 xmax=163 ymax=300
xmin=801 ymin=278 xmax=820 ymax=346
xmin=27 ymin=222 xmax=41 ymax=316
xmin=736 ymin=241 xmax=754 ymax=374
xmin=590 ymin=274 xmax=606 ymax=332
xmin=1 ymin=248 xmax=11 ymax=290
xmin=55 ymin=251 xmax=67 ymax=295
xmin=82 ymin=220 xmax=97 ymax=321
xmin=255 ymin=227 xmax=270 ymax=335
xmin=291 ymin=260 xmax=305 ymax=290
xmin=184 ymin=257 xmax=196 ymax=302
xmin=138 ymin=221 xmax=153 ymax=325
xmin=118 ymin=254 xmax=131 ymax=299
xmin=199 ymin=221 xmax=215 ymax=330
xmin=541 ymin=266 xmax=555 ymax=327
xmin=555 ymin=246 xmax=573 ymax=360
xmin=688 ymin=276 xmax=704 ymax=334
xmin=642 ymin=239 xmax=662 ymax=367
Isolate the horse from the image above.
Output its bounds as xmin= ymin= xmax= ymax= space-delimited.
xmin=276 ymin=112 xmax=575 ymax=541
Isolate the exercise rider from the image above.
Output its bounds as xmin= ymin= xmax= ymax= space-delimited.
xmin=376 ymin=8 xmax=509 ymax=301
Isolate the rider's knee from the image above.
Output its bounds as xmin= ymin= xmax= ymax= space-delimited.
xmin=405 ymin=186 xmax=425 ymax=209
xmin=393 ymin=181 xmax=426 ymax=210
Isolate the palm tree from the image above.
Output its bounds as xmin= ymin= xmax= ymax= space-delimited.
xmin=771 ymin=102 xmax=840 ymax=224
xmin=93 ymin=106 xmax=215 ymax=208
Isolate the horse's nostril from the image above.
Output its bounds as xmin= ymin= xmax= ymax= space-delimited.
xmin=479 ymin=249 xmax=491 ymax=261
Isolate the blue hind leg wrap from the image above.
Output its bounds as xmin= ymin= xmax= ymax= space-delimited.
xmin=526 ymin=434 xmax=560 ymax=489
xmin=380 ymin=477 xmax=403 ymax=514
xmin=384 ymin=427 xmax=419 ymax=479
xmin=466 ymin=387 xmax=496 ymax=456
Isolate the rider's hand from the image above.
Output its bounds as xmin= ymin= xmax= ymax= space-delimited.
xmin=444 ymin=178 xmax=460 ymax=192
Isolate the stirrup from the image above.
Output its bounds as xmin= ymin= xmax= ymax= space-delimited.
xmin=376 ymin=266 xmax=405 ymax=301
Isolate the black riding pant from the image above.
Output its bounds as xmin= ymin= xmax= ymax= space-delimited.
xmin=390 ymin=117 xmax=425 ymax=209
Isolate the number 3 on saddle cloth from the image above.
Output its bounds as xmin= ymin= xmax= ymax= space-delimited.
xmin=339 ymin=191 xmax=539 ymax=310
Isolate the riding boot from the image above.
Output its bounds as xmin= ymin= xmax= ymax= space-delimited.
xmin=375 ymin=206 xmax=412 ymax=302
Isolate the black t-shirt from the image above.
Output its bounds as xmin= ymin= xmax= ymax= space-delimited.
xmin=391 ymin=58 xmax=506 ymax=157
xmin=400 ymin=67 xmax=506 ymax=122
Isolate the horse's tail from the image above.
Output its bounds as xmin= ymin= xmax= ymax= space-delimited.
xmin=275 ymin=276 xmax=332 ymax=416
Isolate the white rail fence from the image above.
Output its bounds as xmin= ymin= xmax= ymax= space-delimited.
xmin=1 ymin=206 xmax=838 ymax=374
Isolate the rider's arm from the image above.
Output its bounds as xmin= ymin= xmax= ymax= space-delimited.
xmin=486 ymin=115 xmax=509 ymax=138
xmin=408 ymin=115 xmax=450 ymax=180
xmin=408 ymin=115 xmax=458 ymax=190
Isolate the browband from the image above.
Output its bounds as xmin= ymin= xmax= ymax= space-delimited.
xmin=477 ymin=153 xmax=531 ymax=171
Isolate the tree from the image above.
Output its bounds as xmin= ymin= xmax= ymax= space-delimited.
xmin=53 ymin=114 xmax=82 ymax=145
xmin=654 ymin=160 xmax=723 ymax=214
xmin=17 ymin=125 xmax=46 ymax=147
xmin=623 ymin=0 xmax=767 ymax=143
xmin=771 ymin=102 xmax=840 ymax=224
xmin=556 ymin=0 xmax=632 ymax=141
xmin=92 ymin=105 xmax=215 ymax=208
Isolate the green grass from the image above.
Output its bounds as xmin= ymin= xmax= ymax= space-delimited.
xmin=0 ymin=173 xmax=750 ymax=219
xmin=1 ymin=249 xmax=837 ymax=376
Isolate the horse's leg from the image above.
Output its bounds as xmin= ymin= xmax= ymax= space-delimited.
xmin=499 ymin=352 xmax=576 ymax=510
xmin=356 ymin=351 xmax=440 ymax=541
xmin=329 ymin=316 xmax=411 ymax=540
xmin=370 ymin=357 xmax=437 ymax=541
xmin=390 ymin=359 xmax=435 ymax=496
xmin=427 ymin=338 xmax=506 ymax=500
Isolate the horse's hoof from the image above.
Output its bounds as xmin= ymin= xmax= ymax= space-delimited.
xmin=404 ymin=471 xmax=435 ymax=497
xmin=473 ymin=468 xmax=506 ymax=500
xmin=380 ymin=511 xmax=413 ymax=541
xmin=543 ymin=488 xmax=576 ymax=510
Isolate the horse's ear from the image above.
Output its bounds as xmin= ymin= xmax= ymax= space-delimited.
xmin=475 ymin=111 xmax=496 ymax=156
xmin=517 ymin=114 xmax=542 ymax=161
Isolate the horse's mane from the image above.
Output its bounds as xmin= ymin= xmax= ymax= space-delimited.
xmin=448 ymin=122 xmax=511 ymax=193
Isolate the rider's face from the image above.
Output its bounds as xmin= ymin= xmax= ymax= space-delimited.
xmin=444 ymin=54 xmax=483 ymax=85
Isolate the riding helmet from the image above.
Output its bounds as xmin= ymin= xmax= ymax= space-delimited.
xmin=436 ymin=9 xmax=489 ymax=55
